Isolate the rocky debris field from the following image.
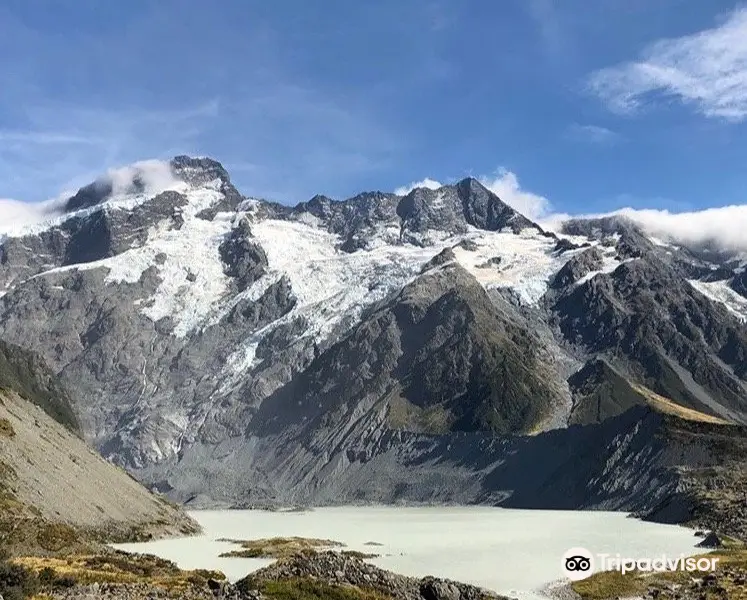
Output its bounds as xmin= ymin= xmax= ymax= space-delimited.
xmin=2 ymin=549 xmax=514 ymax=600
xmin=234 ymin=550 xmax=512 ymax=600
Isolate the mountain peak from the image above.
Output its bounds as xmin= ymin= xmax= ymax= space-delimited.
xmin=170 ymin=155 xmax=232 ymax=188
xmin=62 ymin=156 xmax=233 ymax=215
xmin=63 ymin=159 xmax=178 ymax=213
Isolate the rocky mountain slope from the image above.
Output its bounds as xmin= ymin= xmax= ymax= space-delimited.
xmin=0 ymin=155 xmax=745 ymax=514
xmin=0 ymin=341 xmax=198 ymax=556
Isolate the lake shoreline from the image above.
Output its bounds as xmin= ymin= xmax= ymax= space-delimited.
xmin=111 ymin=506 xmax=706 ymax=600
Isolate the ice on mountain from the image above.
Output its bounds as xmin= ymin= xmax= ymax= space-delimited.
xmin=688 ymin=279 xmax=747 ymax=322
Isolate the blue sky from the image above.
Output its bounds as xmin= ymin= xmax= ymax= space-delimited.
xmin=1 ymin=0 xmax=747 ymax=220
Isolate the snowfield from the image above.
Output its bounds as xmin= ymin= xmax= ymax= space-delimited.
xmin=2 ymin=175 xmax=600 ymax=361
xmin=5 ymin=171 xmax=745 ymax=373
xmin=688 ymin=279 xmax=747 ymax=322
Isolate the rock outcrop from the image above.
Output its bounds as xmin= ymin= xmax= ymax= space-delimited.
xmin=236 ymin=551 xmax=513 ymax=600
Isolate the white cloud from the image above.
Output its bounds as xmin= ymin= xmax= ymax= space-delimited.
xmin=394 ymin=178 xmax=444 ymax=195
xmin=395 ymin=169 xmax=552 ymax=221
xmin=540 ymin=203 xmax=747 ymax=252
xmin=0 ymin=100 xmax=220 ymax=203
xmin=614 ymin=205 xmax=747 ymax=251
xmin=105 ymin=159 xmax=178 ymax=197
xmin=588 ymin=7 xmax=747 ymax=120
xmin=567 ymin=124 xmax=620 ymax=144
xmin=0 ymin=159 xmax=178 ymax=237
xmin=0 ymin=197 xmax=65 ymax=236
xmin=479 ymin=169 xmax=552 ymax=221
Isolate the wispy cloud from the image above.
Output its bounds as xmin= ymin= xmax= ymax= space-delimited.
xmin=588 ymin=7 xmax=747 ymax=121
xmin=0 ymin=3 xmax=408 ymax=204
xmin=0 ymin=131 xmax=104 ymax=145
xmin=0 ymin=100 xmax=221 ymax=202
xmin=526 ymin=0 xmax=566 ymax=56
xmin=540 ymin=202 xmax=747 ymax=252
xmin=0 ymin=197 xmax=67 ymax=236
xmin=566 ymin=123 xmax=621 ymax=144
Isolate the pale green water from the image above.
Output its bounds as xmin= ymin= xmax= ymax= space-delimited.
xmin=113 ymin=506 xmax=703 ymax=600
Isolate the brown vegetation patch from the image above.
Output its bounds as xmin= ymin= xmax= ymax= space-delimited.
xmin=218 ymin=537 xmax=345 ymax=559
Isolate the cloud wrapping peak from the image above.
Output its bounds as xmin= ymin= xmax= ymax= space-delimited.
xmin=588 ymin=7 xmax=747 ymax=120
xmin=104 ymin=159 xmax=178 ymax=197
xmin=394 ymin=169 xmax=552 ymax=221
xmin=478 ymin=169 xmax=551 ymax=221
xmin=614 ymin=205 xmax=747 ymax=251
xmin=0 ymin=160 xmax=178 ymax=237
xmin=0 ymin=197 xmax=66 ymax=236
xmin=395 ymin=169 xmax=747 ymax=252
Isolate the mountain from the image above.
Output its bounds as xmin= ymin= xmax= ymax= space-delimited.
xmin=0 ymin=155 xmax=745 ymax=517
xmin=0 ymin=339 xmax=79 ymax=434
xmin=0 ymin=341 xmax=199 ymax=557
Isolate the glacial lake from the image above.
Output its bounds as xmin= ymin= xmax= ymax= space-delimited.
xmin=113 ymin=507 xmax=703 ymax=600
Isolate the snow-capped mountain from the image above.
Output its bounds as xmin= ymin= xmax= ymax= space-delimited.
xmin=1 ymin=156 xmax=746 ymax=508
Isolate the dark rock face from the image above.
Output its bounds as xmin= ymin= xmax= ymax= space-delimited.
xmin=551 ymin=256 xmax=747 ymax=423
xmin=567 ymin=359 xmax=649 ymax=425
xmin=396 ymin=178 xmax=543 ymax=244
xmin=286 ymin=192 xmax=401 ymax=252
xmin=553 ymin=237 xmax=588 ymax=254
xmin=285 ymin=178 xmax=546 ymax=250
xmin=561 ymin=215 xmax=654 ymax=259
xmin=0 ymin=339 xmax=80 ymax=434
xmin=420 ymin=247 xmax=456 ymax=273
xmin=733 ymin=270 xmax=747 ymax=298
xmin=456 ymin=177 xmax=540 ymax=234
xmin=254 ymin=263 xmax=562 ymax=438
xmin=64 ymin=179 xmax=118 ymax=212
xmin=170 ymin=156 xmax=245 ymax=220
xmin=696 ymin=531 xmax=723 ymax=548
xmin=171 ymin=155 xmax=231 ymax=188
xmin=0 ymin=191 xmax=188 ymax=289
xmin=550 ymin=247 xmax=604 ymax=289
xmin=219 ymin=217 xmax=268 ymax=291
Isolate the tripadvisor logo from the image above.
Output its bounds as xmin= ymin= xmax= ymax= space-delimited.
xmin=562 ymin=547 xmax=594 ymax=581
xmin=561 ymin=547 xmax=720 ymax=581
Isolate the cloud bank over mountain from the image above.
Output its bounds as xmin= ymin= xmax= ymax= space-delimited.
xmin=3 ymin=158 xmax=747 ymax=253
xmin=0 ymin=160 xmax=178 ymax=236
xmin=396 ymin=171 xmax=747 ymax=252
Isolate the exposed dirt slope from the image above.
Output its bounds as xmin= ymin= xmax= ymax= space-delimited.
xmin=0 ymin=389 xmax=198 ymax=556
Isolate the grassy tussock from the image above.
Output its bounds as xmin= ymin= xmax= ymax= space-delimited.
xmin=12 ymin=551 xmax=225 ymax=590
xmin=629 ymin=383 xmax=733 ymax=424
xmin=250 ymin=578 xmax=392 ymax=600
xmin=572 ymin=548 xmax=747 ymax=600
xmin=218 ymin=537 xmax=345 ymax=559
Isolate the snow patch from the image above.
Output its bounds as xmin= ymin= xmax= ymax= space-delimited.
xmin=688 ymin=279 xmax=747 ymax=322
xmin=575 ymin=249 xmax=631 ymax=286
xmin=217 ymin=222 xmax=585 ymax=385
xmin=216 ymin=220 xmax=456 ymax=388
xmin=22 ymin=182 xmax=232 ymax=338
xmin=1 ymin=161 xmax=185 ymax=240
xmin=451 ymin=229 xmax=574 ymax=304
